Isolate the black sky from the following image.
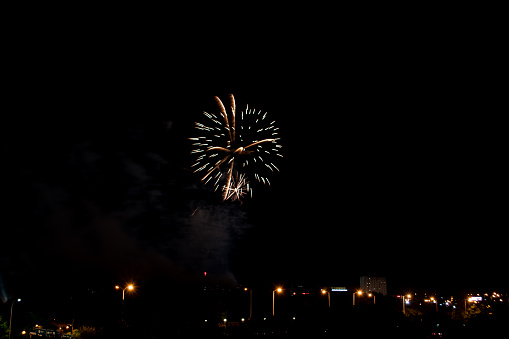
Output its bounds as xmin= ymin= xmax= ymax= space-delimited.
xmin=1 ymin=14 xmax=506 ymax=303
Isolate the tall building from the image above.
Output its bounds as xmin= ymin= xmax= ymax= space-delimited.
xmin=360 ymin=276 xmax=387 ymax=296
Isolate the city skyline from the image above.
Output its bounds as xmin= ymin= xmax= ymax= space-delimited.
xmin=3 ymin=276 xmax=506 ymax=338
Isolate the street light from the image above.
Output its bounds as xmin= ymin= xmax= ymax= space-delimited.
xmin=402 ymin=294 xmax=411 ymax=314
xmin=368 ymin=292 xmax=376 ymax=305
xmin=9 ymin=299 xmax=21 ymax=339
xmin=116 ymin=284 xmax=135 ymax=300
xmin=353 ymin=290 xmax=362 ymax=306
xmin=66 ymin=324 xmax=74 ymax=336
xmin=244 ymin=287 xmax=253 ymax=320
xmin=430 ymin=296 xmax=438 ymax=312
xmin=273 ymin=287 xmax=282 ymax=316
xmin=321 ymin=289 xmax=330 ymax=308
xmin=465 ymin=296 xmax=469 ymax=309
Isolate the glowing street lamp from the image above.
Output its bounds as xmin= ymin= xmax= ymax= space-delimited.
xmin=402 ymin=294 xmax=411 ymax=314
xmin=368 ymin=292 xmax=376 ymax=305
xmin=430 ymin=296 xmax=438 ymax=312
xmin=244 ymin=287 xmax=253 ymax=320
xmin=321 ymin=289 xmax=330 ymax=308
xmin=116 ymin=284 xmax=135 ymax=301
xmin=65 ymin=324 xmax=74 ymax=336
xmin=464 ymin=296 xmax=474 ymax=312
xmin=353 ymin=290 xmax=362 ymax=306
xmin=273 ymin=287 xmax=283 ymax=316
xmin=9 ymin=299 xmax=21 ymax=339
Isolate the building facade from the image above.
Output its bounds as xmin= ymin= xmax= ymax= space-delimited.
xmin=360 ymin=276 xmax=387 ymax=296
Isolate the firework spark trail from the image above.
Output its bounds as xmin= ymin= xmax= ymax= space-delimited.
xmin=189 ymin=94 xmax=282 ymax=201
xmin=223 ymin=173 xmax=249 ymax=202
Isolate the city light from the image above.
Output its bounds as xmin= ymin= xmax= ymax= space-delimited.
xmin=116 ymin=283 xmax=136 ymax=300
xmin=402 ymin=294 xmax=412 ymax=314
xmin=321 ymin=289 xmax=331 ymax=307
xmin=273 ymin=287 xmax=283 ymax=316
xmin=353 ymin=290 xmax=363 ymax=306
xmin=331 ymin=287 xmax=348 ymax=292
xmin=9 ymin=298 xmax=22 ymax=339
xmin=18 ymin=283 xmax=506 ymax=335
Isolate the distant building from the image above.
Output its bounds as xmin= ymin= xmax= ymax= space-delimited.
xmin=360 ymin=276 xmax=387 ymax=296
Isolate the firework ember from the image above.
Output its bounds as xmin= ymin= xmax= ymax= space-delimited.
xmin=189 ymin=94 xmax=282 ymax=201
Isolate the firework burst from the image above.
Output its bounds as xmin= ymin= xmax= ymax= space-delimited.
xmin=189 ymin=94 xmax=282 ymax=201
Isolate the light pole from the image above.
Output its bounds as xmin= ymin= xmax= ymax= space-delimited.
xmin=464 ymin=297 xmax=471 ymax=314
xmin=430 ymin=296 xmax=438 ymax=312
xmin=321 ymin=289 xmax=330 ymax=308
xmin=9 ymin=299 xmax=21 ymax=339
xmin=402 ymin=294 xmax=411 ymax=314
xmin=353 ymin=290 xmax=362 ymax=306
xmin=116 ymin=284 xmax=134 ymax=325
xmin=115 ymin=284 xmax=134 ymax=301
xmin=368 ymin=292 xmax=376 ymax=305
xmin=244 ymin=287 xmax=253 ymax=320
xmin=66 ymin=324 xmax=74 ymax=337
xmin=272 ymin=287 xmax=282 ymax=316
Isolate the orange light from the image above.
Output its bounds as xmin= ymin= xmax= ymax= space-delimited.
xmin=368 ymin=293 xmax=372 ymax=297
xmin=115 ymin=285 xmax=120 ymax=289
xmin=357 ymin=290 xmax=363 ymax=296
xmin=127 ymin=284 xmax=134 ymax=291
xmin=276 ymin=287 xmax=282 ymax=293
xmin=322 ymin=290 xmax=327 ymax=294
xmin=244 ymin=287 xmax=248 ymax=291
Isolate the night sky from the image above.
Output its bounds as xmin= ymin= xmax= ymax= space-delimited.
xmin=1 ymin=15 xmax=505 ymax=306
